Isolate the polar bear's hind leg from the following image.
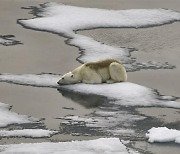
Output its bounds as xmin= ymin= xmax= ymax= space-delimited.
xmin=82 ymin=69 xmax=102 ymax=84
xmin=109 ymin=62 xmax=127 ymax=82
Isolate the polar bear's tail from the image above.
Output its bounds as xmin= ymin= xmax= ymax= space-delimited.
xmin=109 ymin=62 xmax=127 ymax=82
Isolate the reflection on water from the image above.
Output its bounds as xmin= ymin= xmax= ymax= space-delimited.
xmin=57 ymin=88 xmax=108 ymax=108
xmin=57 ymin=86 xmax=180 ymax=145
xmin=57 ymin=87 xmax=146 ymax=138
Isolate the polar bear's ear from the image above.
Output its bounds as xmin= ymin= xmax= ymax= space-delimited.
xmin=71 ymin=74 xmax=74 ymax=78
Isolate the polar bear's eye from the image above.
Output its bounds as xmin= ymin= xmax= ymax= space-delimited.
xmin=71 ymin=74 xmax=74 ymax=78
xmin=62 ymin=77 xmax=64 ymax=80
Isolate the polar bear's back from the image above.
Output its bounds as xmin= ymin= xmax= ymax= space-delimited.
xmin=84 ymin=59 xmax=121 ymax=70
xmin=82 ymin=59 xmax=124 ymax=83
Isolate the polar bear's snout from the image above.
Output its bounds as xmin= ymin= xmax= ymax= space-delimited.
xmin=57 ymin=77 xmax=64 ymax=85
xmin=57 ymin=72 xmax=79 ymax=85
xmin=57 ymin=80 xmax=61 ymax=85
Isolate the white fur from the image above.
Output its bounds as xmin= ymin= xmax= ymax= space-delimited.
xmin=58 ymin=59 xmax=127 ymax=85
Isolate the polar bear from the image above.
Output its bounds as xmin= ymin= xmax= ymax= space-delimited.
xmin=57 ymin=59 xmax=127 ymax=85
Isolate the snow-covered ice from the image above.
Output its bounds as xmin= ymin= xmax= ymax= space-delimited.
xmin=61 ymin=83 xmax=180 ymax=108
xmin=146 ymin=127 xmax=180 ymax=144
xmin=0 ymin=73 xmax=60 ymax=88
xmin=19 ymin=3 xmax=180 ymax=33
xmin=0 ymin=102 xmax=37 ymax=127
xmin=0 ymin=138 xmax=139 ymax=154
xmin=0 ymin=73 xmax=179 ymax=108
xmin=0 ymin=129 xmax=58 ymax=138
xmin=69 ymin=34 xmax=133 ymax=64
xmin=18 ymin=3 xmax=180 ymax=71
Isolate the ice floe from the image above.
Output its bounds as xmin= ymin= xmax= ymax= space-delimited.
xmin=0 ymin=73 xmax=60 ymax=88
xmin=0 ymin=129 xmax=58 ymax=138
xmin=18 ymin=3 xmax=180 ymax=71
xmin=0 ymin=35 xmax=21 ymax=46
xmin=146 ymin=127 xmax=180 ymax=144
xmin=19 ymin=3 xmax=180 ymax=34
xmin=61 ymin=83 xmax=180 ymax=108
xmin=0 ymin=73 xmax=179 ymax=108
xmin=0 ymin=102 xmax=36 ymax=127
xmin=0 ymin=138 xmax=139 ymax=154
xmin=68 ymin=34 xmax=133 ymax=64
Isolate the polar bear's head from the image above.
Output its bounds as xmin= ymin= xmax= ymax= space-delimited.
xmin=57 ymin=72 xmax=79 ymax=85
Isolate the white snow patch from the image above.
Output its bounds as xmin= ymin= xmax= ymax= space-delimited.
xmin=20 ymin=3 xmax=180 ymax=33
xmin=146 ymin=127 xmax=180 ymax=143
xmin=19 ymin=3 xmax=180 ymax=69
xmin=0 ymin=73 xmax=60 ymax=88
xmin=0 ymin=129 xmax=58 ymax=138
xmin=62 ymin=83 xmax=180 ymax=108
xmin=0 ymin=102 xmax=36 ymax=127
xmin=69 ymin=34 xmax=132 ymax=63
xmin=0 ymin=138 xmax=139 ymax=154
